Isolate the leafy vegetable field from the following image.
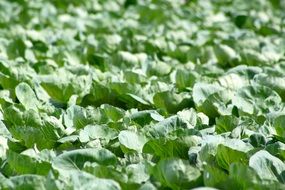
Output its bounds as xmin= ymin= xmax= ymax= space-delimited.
xmin=1 ymin=0 xmax=285 ymax=189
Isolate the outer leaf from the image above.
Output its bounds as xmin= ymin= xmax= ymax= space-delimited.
xmin=15 ymin=82 xmax=39 ymax=110
xmin=152 ymin=158 xmax=202 ymax=190
xmin=249 ymin=150 xmax=285 ymax=183
xmin=118 ymin=130 xmax=147 ymax=152
xmin=52 ymin=148 xmax=117 ymax=173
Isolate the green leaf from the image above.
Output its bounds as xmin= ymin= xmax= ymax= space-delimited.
xmin=274 ymin=115 xmax=285 ymax=138
xmin=216 ymin=139 xmax=252 ymax=170
xmin=266 ymin=142 xmax=285 ymax=160
xmin=215 ymin=115 xmax=239 ymax=134
xmin=153 ymin=91 xmax=192 ymax=114
xmin=197 ymin=89 xmax=233 ymax=118
xmin=143 ymin=138 xmax=190 ymax=159
xmin=193 ymin=83 xmax=223 ymax=106
xmin=7 ymin=149 xmax=52 ymax=175
xmin=125 ymin=163 xmax=150 ymax=184
xmin=214 ymin=44 xmax=240 ymax=67
xmin=9 ymin=175 xmax=46 ymax=190
xmin=232 ymin=85 xmax=282 ymax=115
xmin=129 ymin=110 xmax=164 ymax=126
xmin=52 ymin=148 xmax=117 ymax=174
xmin=15 ymin=82 xmax=39 ymax=110
xmin=62 ymin=171 xmax=121 ymax=190
xmin=254 ymin=73 xmax=285 ymax=101
xmin=203 ymin=165 xmax=228 ymax=188
xmin=152 ymin=158 xmax=202 ymax=190
xmin=83 ymin=163 xmax=128 ymax=184
xmin=118 ymin=130 xmax=147 ymax=152
xmin=149 ymin=115 xmax=188 ymax=138
xmin=101 ymin=104 xmax=125 ymax=122
xmin=79 ymin=124 xmax=117 ymax=143
xmin=64 ymin=105 xmax=100 ymax=130
xmin=175 ymin=69 xmax=197 ymax=90
xmin=249 ymin=150 xmax=285 ymax=183
xmin=228 ymin=163 xmax=261 ymax=189
xmin=241 ymin=49 xmax=268 ymax=66
xmin=0 ymin=173 xmax=13 ymax=189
